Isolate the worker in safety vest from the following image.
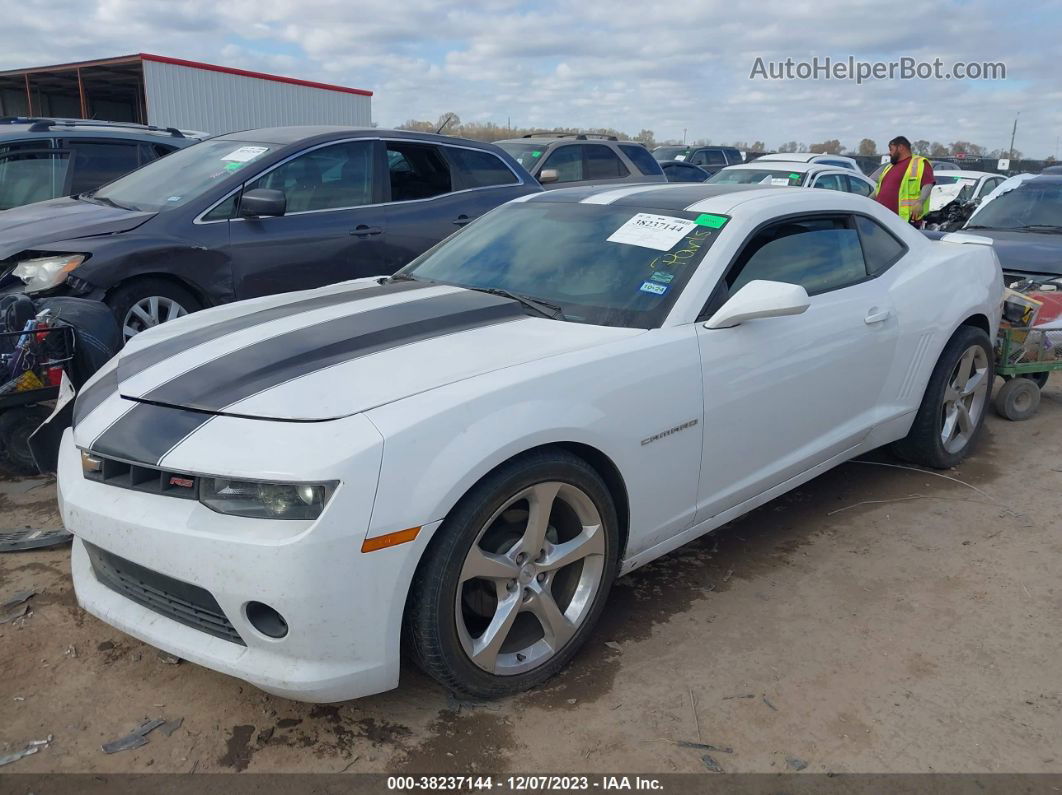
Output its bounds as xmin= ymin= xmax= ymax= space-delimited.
xmin=875 ymin=136 xmax=934 ymax=226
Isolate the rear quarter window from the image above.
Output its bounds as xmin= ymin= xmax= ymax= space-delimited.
xmin=619 ymin=144 xmax=664 ymax=176
xmin=445 ymin=146 xmax=519 ymax=189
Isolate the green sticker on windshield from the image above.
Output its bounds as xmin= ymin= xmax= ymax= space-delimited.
xmin=789 ymin=173 xmax=800 ymax=180
xmin=224 ymin=162 xmax=243 ymax=171
xmin=531 ymin=150 xmax=542 ymax=157
xmin=694 ymin=213 xmax=728 ymax=229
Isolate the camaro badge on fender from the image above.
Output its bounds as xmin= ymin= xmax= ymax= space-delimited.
xmin=641 ymin=419 xmax=699 ymax=446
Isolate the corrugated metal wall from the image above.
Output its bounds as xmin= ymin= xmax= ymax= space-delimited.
xmin=142 ymin=60 xmax=371 ymax=134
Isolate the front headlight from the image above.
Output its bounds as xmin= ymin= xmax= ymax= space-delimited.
xmin=199 ymin=477 xmax=337 ymax=520
xmin=13 ymin=254 xmax=85 ymax=292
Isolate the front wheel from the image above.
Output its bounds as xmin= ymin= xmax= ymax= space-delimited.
xmin=407 ymin=450 xmax=619 ymax=699
xmin=891 ymin=326 xmax=993 ymax=469
xmin=106 ymin=279 xmax=202 ymax=342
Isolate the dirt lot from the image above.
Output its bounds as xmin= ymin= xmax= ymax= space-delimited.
xmin=2 ymin=377 xmax=1060 ymax=776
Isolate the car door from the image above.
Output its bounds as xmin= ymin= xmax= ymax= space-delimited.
xmin=382 ymin=140 xmax=484 ymax=266
xmin=224 ymin=139 xmax=387 ymax=300
xmin=693 ymin=213 xmax=899 ymax=522
xmin=845 ymin=174 xmax=875 ymax=197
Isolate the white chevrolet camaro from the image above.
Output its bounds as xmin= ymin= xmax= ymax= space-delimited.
xmin=58 ymin=183 xmax=1002 ymax=702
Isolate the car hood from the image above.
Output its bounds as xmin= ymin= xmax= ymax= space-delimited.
xmin=111 ymin=280 xmax=641 ymax=421
xmin=0 ymin=197 xmax=154 ymax=259
xmin=964 ymin=229 xmax=1062 ymax=277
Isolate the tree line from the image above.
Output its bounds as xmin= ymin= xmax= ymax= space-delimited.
xmin=398 ymin=114 xmax=1049 ymax=161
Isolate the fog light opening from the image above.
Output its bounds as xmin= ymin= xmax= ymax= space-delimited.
xmin=245 ymin=601 xmax=288 ymax=639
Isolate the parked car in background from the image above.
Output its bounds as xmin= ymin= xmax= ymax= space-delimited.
xmin=708 ymin=162 xmax=877 ymax=196
xmin=61 ymin=183 xmax=1001 ymax=703
xmin=957 ymin=173 xmax=1062 ymax=280
xmin=0 ymin=127 xmax=540 ymax=339
xmin=922 ymin=170 xmax=1008 ymax=230
xmin=495 ymin=133 xmax=665 ymax=189
xmin=660 ymin=160 xmax=711 ymax=182
xmin=756 ymin=152 xmax=861 ymax=172
xmin=0 ymin=117 xmax=206 ymax=211
xmin=932 ymin=161 xmax=960 ymax=172
xmin=651 ymin=145 xmax=743 ymax=176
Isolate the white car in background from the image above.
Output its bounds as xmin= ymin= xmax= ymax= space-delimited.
xmin=756 ymin=152 xmax=862 ymax=171
xmin=708 ymin=161 xmax=877 ymax=196
xmin=59 ymin=183 xmax=1001 ymax=703
xmin=930 ymin=170 xmax=1008 ymax=212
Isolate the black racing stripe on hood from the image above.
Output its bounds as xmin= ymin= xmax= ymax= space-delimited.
xmin=138 ymin=288 xmax=526 ymax=414
xmin=72 ymin=367 xmax=118 ymax=427
xmin=91 ymin=402 xmax=216 ymax=466
xmin=118 ymin=279 xmax=433 ymax=383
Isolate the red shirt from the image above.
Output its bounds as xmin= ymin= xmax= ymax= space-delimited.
xmin=875 ymin=156 xmax=934 ymax=214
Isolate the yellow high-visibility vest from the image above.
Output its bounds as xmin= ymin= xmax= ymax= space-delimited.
xmin=876 ymin=155 xmax=930 ymax=221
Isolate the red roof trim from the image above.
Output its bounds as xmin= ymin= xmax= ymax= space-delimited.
xmin=139 ymin=53 xmax=373 ymax=97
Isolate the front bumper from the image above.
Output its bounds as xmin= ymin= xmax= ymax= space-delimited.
xmin=58 ymin=428 xmax=438 ymax=703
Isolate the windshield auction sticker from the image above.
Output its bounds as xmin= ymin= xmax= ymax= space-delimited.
xmin=221 ymin=146 xmax=269 ymax=163
xmin=607 ymin=213 xmax=697 ymax=251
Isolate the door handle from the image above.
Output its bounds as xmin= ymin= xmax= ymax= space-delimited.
xmin=453 ymin=214 xmax=473 ymax=227
xmin=351 ymin=225 xmax=383 ymax=237
xmin=864 ymin=308 xmax=891 ymax=325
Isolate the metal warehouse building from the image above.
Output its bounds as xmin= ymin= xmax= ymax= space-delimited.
xmin=0 ymin=53 xmax=372 ymax=134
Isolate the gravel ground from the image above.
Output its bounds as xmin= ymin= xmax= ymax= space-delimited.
xmin=1 ymin=376 xmax=1059 ymax=775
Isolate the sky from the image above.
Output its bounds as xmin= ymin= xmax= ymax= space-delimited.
xmin=4 ymin=0 xmax=1061 ymax=157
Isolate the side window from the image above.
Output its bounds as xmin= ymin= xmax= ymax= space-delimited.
xmin=978 ymin=177 xmax=1001 ymax=198
xmin=846 ymin=175 xmax=874 ymax=196
xmin=445 ymin=147 xmax=518 ymax=189
xmin=246 ymin=141 xmax=373 ymax=212
xmin=813 ymin=173 xmax=845 ymax=191
xmin=725 ymin=150 xmax=744 ymax=164
xmin=585 ymin=145 xmax=629 ymax=179
xmin=692 ymin=150 xmax=726 ymax=166
xmin=0 ymin=151 xmax=70 ymax=209
xmin=854 ymin=215 xmax=906 ymax=275
xmin=727 ymin=216 xmax=867 ymax=296
xmin=139 ymin=143 xmax=178 ymax=165
xmin=67 ymin=141 xmax=140 ymax=193
xmin=619 ymin=144 xmax=664 ymax=176
xmin=202 ymin=193 xmax=238 ymax=222
xmin=0 ymin=140 xmax=57 ymax=155
xmin=387 ymin=142 xmax=452 ymax=201
xmin=541 ymin=145 xmax=585 ymax=182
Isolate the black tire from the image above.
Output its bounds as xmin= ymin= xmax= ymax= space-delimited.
xmin=993 ymin=376 xmax=1040 ymax=421
xmin=406 ymin=449 xmax=620 ymax=700
xmin=890 ymin=325 xmax=994 ymax=469
xmin=106 ymin=278 xmax=202 ymax=342
xmin=1000 ymin=371 xmax=1049 ymax=389
xmin=0 ymin=406 xmax=52 ymax=475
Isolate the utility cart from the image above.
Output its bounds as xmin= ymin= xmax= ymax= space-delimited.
xmin=993 ymin=325 xmax=1061 ymax=420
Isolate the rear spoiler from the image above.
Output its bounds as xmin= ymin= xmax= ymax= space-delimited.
xmin=937 ymin=232 xmax=995 ymax=246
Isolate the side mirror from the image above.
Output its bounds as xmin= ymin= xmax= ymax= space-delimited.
xmin=704 ymin=280 xmax=810 ymax=329
xmin=538 ymin=168 xmax=559 ymax=184
xmin=238 ymin=188 xmax=286 ymax=218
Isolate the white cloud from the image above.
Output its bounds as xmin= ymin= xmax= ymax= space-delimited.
xmin=1 ymin=0 xmax=1059 ymax=155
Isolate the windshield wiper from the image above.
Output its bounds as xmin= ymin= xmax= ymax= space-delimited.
xmin=80 ymin=192 xmax=135 ymax=211
xmin=385 ymin=272 xmax=419 ymax=282
xmin=1014 ymin=225 xmax=1062 ymax=234
xmin=464 ymin=286 xmax=566 ymax=320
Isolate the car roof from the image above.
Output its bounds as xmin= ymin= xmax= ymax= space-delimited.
xmin=512 ymin=182 xmax=791 ymax=212
xmin=758 ymin=152 xmax=855 ymax=163
xmin=216 ymin=126 xmax=506 ymax=148
xmin=934 ymin=170 xmax=996 ymax=179
xmin=721 ymin=162 xmax=815 ymax=173
xmin=0 ymin=116 xmax=208 ymax=140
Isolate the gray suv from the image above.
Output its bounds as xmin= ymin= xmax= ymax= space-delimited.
xmin=496 ymin=133 xmax=666 ymax=189
xmin=0 ymin=117 xmax=207 ymax=211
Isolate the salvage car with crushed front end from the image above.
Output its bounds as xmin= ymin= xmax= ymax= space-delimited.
xmin=57 ymin=183 xmax=1002 ymax=703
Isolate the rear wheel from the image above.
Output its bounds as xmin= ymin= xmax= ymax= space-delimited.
xmin=891 ymin=326 xmax=993 ymax=469
xmin=407 ymin=450 xmax=619 ymax=699
xmin=106 ymin=279 xmax=201 ymax=342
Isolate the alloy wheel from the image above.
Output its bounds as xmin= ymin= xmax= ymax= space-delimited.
xmin=940 ymin=344 xmax=989 ymax=454
xmin=123 ymin=296 xmax=189 ymax=340
xmin=455 ymin=481 xmax=606 ymax=676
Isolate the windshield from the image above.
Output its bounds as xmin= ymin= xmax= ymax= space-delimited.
xmin=708 ymin=169 xmax=805 ymax=186
xmin=966 ymin=181 xmax=1062 ymax=230
xmin=496 ymin=143 xmax=546 ymax=170
xmin=93 ymin=140 xmax=275 ymax=212
xmin=400 ymin=202 xmax=728 ymax=328
xmin=653 ymin=146 xmax=690 ymax=161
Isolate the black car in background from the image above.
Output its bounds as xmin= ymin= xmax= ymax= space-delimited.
xmin=0 ymin=117 xmax=206 ymax=211
xmin=650 ymin=145 xmax=743 ymax=176
xmin=958 ymin=173 xmax=1062 ymax=281
xmin=659 ymin=160 xmax=710 ymax=182
xmin=0 ymin=127 xmax=540 ymax=338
